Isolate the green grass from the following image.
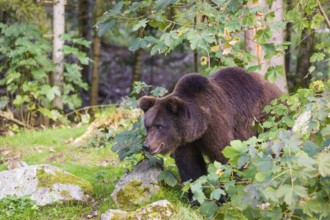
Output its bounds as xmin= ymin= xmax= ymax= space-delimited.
xmin=0 ymin=126 xmax=204 ymax=219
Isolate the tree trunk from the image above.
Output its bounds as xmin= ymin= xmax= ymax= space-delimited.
xmin=269 ymin=0 xmax=288 ymax=93
xmin=79 ymin=0 xmax=94 ymax=106
xmin=295 ymin=29 xmax=314 ymax=88
xmin=90 ymin=38 xmax=101 ymax=106
xmin=284 ymin=0 xmax=292 ymax=74
xmin=130 ymin=48 xmax=143 ymax=92
xmin=244 ymin=0 xmax=288 ymax=93
xmin=244 ymin=0 xmax=268 ymax=75
xmin=52 ymin=0 xmax=65 ymax=109
xmin=90 ymin=0 xmax=101 ymax=106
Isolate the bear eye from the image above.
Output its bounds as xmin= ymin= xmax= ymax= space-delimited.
xmin=155 ymin=124 xmax=163 ymax=130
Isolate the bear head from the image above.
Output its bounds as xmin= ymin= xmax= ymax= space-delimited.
xmin=138 ymin=95 xmax=208 ymax=155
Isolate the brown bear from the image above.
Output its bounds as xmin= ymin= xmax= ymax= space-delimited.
xmin=139 ymin=67 xmax=282 ymax=189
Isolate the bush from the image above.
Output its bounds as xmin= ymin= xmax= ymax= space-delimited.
xmin=186 ymin=80 xmax=330 ymax=219
xmin=0 ymin=23 xmax=89 ymax=124
xmin=0 ymin=196 xmax=39 ymax=219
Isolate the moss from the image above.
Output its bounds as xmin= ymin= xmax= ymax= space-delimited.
xmin=36 ymin=166 xmax=93 ymax=195
xmin=116 ymin=179 xmax=151 ymax=210
xmin=60 ymin=190 xmax=72 ymax=199
xmin=127 ymin=201 xmax=176 ymax=219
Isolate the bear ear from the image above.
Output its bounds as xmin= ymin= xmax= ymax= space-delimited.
xmin=166 ymin=96 xmax=187 ymax=116
xmin=138 ymin=96 xmax=156 ymax=112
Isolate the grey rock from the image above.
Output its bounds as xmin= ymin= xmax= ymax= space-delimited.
xmin=111 ymin=159 xmax=162 ymax=210
xmin=0 ymin=164 xmax=92 ymax=206
xmin=131 ymin=200 xmax=176 ymax=220
xmin=101 ymin=209 xmax=128 ymax=220
xmin=101 ymin=200 xmax=176 ymax=220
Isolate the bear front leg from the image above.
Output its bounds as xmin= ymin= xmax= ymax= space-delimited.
xmin=173 ymin=143 xmax=207 ymax=182
xmin=173 ymin=143 xmax=207 ymax=205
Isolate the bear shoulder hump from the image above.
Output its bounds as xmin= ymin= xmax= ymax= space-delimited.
xmin=173 ymin=73 xmax=210 ymax=97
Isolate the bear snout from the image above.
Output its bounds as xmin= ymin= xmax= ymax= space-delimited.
xmin=142 ymin=142 xmax=150 ymax=151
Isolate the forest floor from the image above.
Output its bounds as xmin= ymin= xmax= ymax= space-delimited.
xmin=0 ymin=125 xmax=203 ymax=219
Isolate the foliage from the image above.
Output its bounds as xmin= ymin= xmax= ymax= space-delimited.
xmin=0 ymin=0 xmax=47 ymax=29
xmin=0 ymin=195 xmax=39 ymax=219
xmin=0 ymin=23 xmax=89 ymax=125
xmin=111 ymin=82 xmax=168 ymax=167
xmin=97 ymin=0 xmax=323 ymax=77
xmin=185 ymin=80 xmax=330 ymax=218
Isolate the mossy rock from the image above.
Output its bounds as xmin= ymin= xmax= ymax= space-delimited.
xmin=128 ymin=200 xmax=177 ymax=220
xmin=37 ymin=166 xmax=92 ymax=195
xmin=111 ymin=159 xmax=162 ymax=210
xmin=0 ymin=164 xmax=93 ymax=206
xmin=101 ymin=209 xmax=128 ymax=220
xmin=115 ymin=179 xmax=151 ymax=210
xmin=101 ymin=200 xmax=177 ymax=220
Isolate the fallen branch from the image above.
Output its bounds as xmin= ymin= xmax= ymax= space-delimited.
xmin=0 ymin=110 xmax=33 ymax=129
xmin=316 ymin=0 xmax=330 ymax=29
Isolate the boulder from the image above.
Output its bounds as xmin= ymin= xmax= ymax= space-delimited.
xmin=0 ymin=164 xmax=92 ymax=206
xmin=101 ymin=209 xmax=128 ymax=220
xmin=129 ymin=200 xmax=176 ymax=220
xmin=111 ymin=159 xmax=162 ymax=210
xmin=101 ymin=200 xmax=176 ymax=220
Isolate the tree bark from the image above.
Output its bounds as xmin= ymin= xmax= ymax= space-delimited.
xmin=269 ymin=0 xmax=288 ymax=93
xmin=130 ymin=48 xmax=144 ymax=92
xmin=285 ymin=0 xmax=293 ymax=74
xmin=52 ymin=0 xmax=65 ymax=109
xmin=79 ymin=0 xmax=94 ymax=106
xmin=244 ymin=0 xmax=268 ymax=75
xmin=295 ymin=29 xmax=314 ymax=88
xmin=244 ymin=0 xmax=288 ymax=93
xmin=90 ymin=0 xmax=101 ymax=106
xmin=90 ymin=38 xmax=101 ymax=106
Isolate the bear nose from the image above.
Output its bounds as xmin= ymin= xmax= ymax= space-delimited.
xmin=142 ymin=143 xmax=150 ymax=151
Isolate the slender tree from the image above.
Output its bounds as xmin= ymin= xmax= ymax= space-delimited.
xmin=90 ymin=0 xmax=101 ymax=106
xmin=245 ymin=0 xmax=288 ymax=93
xmin=52 ymin=0 xmax=65 ymax=109
xmin=269 ymin=0 xmax=288 ymax=92
xmin=79 ymin=0 xmax=94 ymax=106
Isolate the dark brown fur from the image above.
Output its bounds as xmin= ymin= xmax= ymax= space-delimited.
xmin=139 ymin=67 xmax=282 ymax=185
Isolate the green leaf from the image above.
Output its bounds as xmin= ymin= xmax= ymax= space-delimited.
xmin=246 ymin=64 xmax=261 ymax=73
xmin=13 ymin=95 xmax=30 ymax=108
xmin=211 ymin=0 xmax=226 ymax=6
xmin=186 ymin=30 xmax=215 ymax=50
xmin=243 ymin=14 xmax=255 ymax=26
xmin=223 ymin=140 xmax=247 ymax=166
xmin=310 ymin=52 xmax=326 ymax=62
xmin=262 ymin=43 xmax=276 ymax=59
xmin=155 ymin=0 xmax=178 ymax=9
xmin=0 ymin=97 xmax=8 ymax=110
xmin=311 ymin=13 xmax=324 ymax=29
xmin=210 ymin=188 xmax=225 ymax=200
xmin=40 ymin=85 xmax=61 ymax=101
xmin=150 ymin=87 xmax=168 ymax=97
xmin=265 ymin=65 xmax=283 ymax=83
xmin=98 ymin=20 xmax=115 ymax=37
xmin=295 ymin=151 xmax=316 ymax=169
xmin=305 ymin=0 xmax=318 ymax=15
xmin=276 ymin=184 xmax=308 ymax=206
xmin=132 ymin=19 xmax=148 ymax=31
xmin=317 ymin=152 xmax=330 ymax=177
xmin=200 ymin=201 xmax=218 ymax=218
xmin=129 ymin=38 xmax=143 ymax=52
xmin=255 ymin=27 xmax=272 ymax=44
xmin=265 ymin=11 xmax=275 ymax=21
xmin=321 ymin=125 xmax=330 ymax=137
xmin=158 ymin=170 xmax=178 ymax=187
xmin=191 ymin=186 xmax=206 ymax=204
